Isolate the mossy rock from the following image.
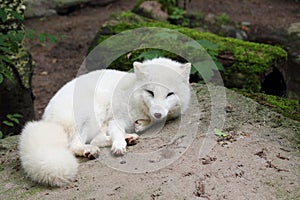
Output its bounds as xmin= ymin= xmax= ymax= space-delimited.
xmin=87 ymin=12 xmax=298 ymax=121
xmin=88 ymin=12 xmax=287 ymax=93
xmin=239 ymin=92 xmax=300 ymax=122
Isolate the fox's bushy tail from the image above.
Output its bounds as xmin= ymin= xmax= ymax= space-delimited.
xmin=19 ymin=121 xmax=78 ymax=187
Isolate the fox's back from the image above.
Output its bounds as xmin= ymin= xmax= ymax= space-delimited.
xmin=43 ymin=69 xmax=136 ymax=125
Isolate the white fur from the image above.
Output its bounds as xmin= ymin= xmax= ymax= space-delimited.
xmin=19 ymin=57 xmax=191 ymax=186
xmin=19 ymin=121 xmax=78 ymax=186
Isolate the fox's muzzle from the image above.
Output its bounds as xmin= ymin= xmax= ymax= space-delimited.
xmin=150 ymin=104 xmax=168 ymax=120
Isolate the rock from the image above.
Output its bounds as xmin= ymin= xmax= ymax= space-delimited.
xmin=24 ymin=0 xmax=117 ymax=18
xmin=24 ymin=0 xmax=56 ymax=18
xmin=0 ymin=84 xmax=299 ymax=199
xmin=286 ymin=23 xmax=300 ymax=97
xmin=54 ymin=0 xmax=90 ymax=8
xmin=204 ymin=13 xmax=215 ymax=23
xmin=241 ymin=21 xmax=251 ymax=27
xmin=287 ymin=22 xmax=300 ymax=37
xmin=221 ymin=25 xmax=248 ymax=40
xmin=87 ymin=12 xmax=300 ymax=120
xmin=88 ymin=0 xmax=117 ymax=6
xmin=89 ymin=12 xmax=287 ymax=94
xmin=246 ymin=23 xmax=300 ymax=100
xmin=135 ymin=1 xmax=168 ymax=21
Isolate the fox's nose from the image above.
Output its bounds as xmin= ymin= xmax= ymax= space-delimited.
xmin=154 ymin=113 xmax=162 ymax=119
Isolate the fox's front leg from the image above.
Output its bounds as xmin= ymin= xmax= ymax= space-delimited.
xmin=134 ymin=119 xmax=151 ymax=132
xmin=108 ymin=120 xmax=128 ymax=155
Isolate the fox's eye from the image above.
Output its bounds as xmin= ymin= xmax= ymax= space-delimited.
xmin=166 ymin=92 xmax=174 ymax=97
xmin=145 ymin=89 xmax=154 ymax=97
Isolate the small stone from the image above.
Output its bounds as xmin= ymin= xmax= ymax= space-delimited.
xmin=40 ymin=71 xmax=48 ymax=76
xmin=241 ymin=21 xmax=251 ymax=27
xmin=225 ymin=104 xmax=234 ymax=113
xmin=287 ymin=22 xmax=300 ymax=37
xmin=138 ymin=1 xmax=168 ymax=21
xmin=204 ymin=13 xmax=215 ymax=23
xmin=5 ymin=183 xmax=15 ymax=190
xmin=120 ymin=160 xmax=126 ymax=164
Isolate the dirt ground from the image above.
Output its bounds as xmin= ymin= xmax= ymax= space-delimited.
xmin=1 ymin=0 xmax=298 ymax=199
xmin=187 ymin=0 xmax=300 ymax=30
xmin=0 ymin=84 xmax=299 ymax=199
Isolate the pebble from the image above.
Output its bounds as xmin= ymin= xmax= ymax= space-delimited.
xmin=241 ymin=21 xmax=251 ymax=27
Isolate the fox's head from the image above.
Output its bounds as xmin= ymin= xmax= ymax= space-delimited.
xmin=133 ymin=58 xmax=191 ymax=121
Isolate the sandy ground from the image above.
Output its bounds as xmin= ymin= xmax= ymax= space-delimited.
xmin=0 ymin=85 xmax=299 ymax=199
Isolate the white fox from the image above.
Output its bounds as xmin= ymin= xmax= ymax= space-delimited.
xmin=19 ymin=57 xmax=191 ymax=187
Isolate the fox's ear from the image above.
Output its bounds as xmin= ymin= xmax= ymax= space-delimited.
xmin=133 ymin=61 xmax=145 ymax=79
xmin=180 ymin=63 xmax=191 ymax=82
xmin=133 ymin=61 xmax=142 ymax=69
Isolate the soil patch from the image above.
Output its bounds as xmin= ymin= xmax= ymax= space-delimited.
xmin=0 ymin=85 xmax=299 ymax=199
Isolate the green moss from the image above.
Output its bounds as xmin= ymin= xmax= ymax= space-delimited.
xmin=18 ymin=186 xmax=46 ymax=199
xmin=0 ymin=181 xmax=46 ymax=199
xmin=0 ymin=136 xmax=47 ymax=198
xmin=89 ymin=11 xmax=287 ymax=93
xmin=242 ymin=93 xmax=300 ymax=122
xmin=263 ymin=177 xmax=300 ymax=200
xmin=0 ymin=135 xmax=19 ymax=151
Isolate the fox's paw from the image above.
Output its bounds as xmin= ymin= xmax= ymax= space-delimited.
xmin=134 ymin=119 xmax=150 ymax=132
xmin=83 ymin=145 xmax=100 ymax=159
xmin=111 ymin=140 xmax=127 ymax=156
xmin=125 ymin=133 xmax=139 ymax=146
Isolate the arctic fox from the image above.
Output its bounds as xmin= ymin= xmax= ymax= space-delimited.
xmin=19 ymin=57 xmax=191 ymax=187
